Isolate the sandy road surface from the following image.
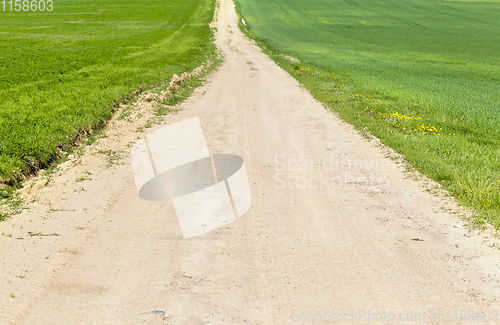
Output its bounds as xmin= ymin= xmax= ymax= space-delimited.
xmin=1 ymin=0 xmax=500 ymax=323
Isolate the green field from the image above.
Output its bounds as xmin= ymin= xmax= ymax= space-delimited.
xmin=0 ymin=0 xmax=216 ymax=186
xmin=236 ymin=0 xmax=500 ymax=227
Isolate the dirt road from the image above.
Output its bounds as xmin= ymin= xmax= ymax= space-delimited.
xmin=1 ymin=0 xmax=500 ymax=323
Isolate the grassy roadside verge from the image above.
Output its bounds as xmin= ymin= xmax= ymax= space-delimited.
xmin=0 ymin=47 xmax=223 ymax=221
xmin=0 ymin=0 xmax=217 ymax=189
xmin=233 ymin=0 xmax=500 ymax=229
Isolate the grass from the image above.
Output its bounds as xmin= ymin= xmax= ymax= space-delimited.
xmin=27 ymin=231 xmax=58 ymax=237
xmin=98 ymin=149 xmax=123 ymax=167
xmin=235 ymin=0 xmax=500 ymax=228
xmin=155 ymin=67 xmax=219 ymax=111
xmin=0 ymin=0 xmax=217 ymax=187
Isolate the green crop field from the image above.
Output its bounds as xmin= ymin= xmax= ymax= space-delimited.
xmin=235 ymin=0 xmax=500 ymax=227
xmin=0 ymin=0 xmax=216 ymax=187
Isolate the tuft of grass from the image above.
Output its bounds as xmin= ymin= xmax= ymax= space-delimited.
xmin=236 ymin=0 xmax=500 ymax=228
xmin=75 ymin=171 xmax=92 ymax=183
xmin=1 ymin=192 xmax=24 ymax=216
xmin=117 ymin=106 xmax=134 ymax=121
xmin=0 ymin=185 xmax=15 ymax=200
xmin=98 ymin=150 xmax=123 ymax=168
xmin=27 ymin=231 xmax=59 ymax=237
